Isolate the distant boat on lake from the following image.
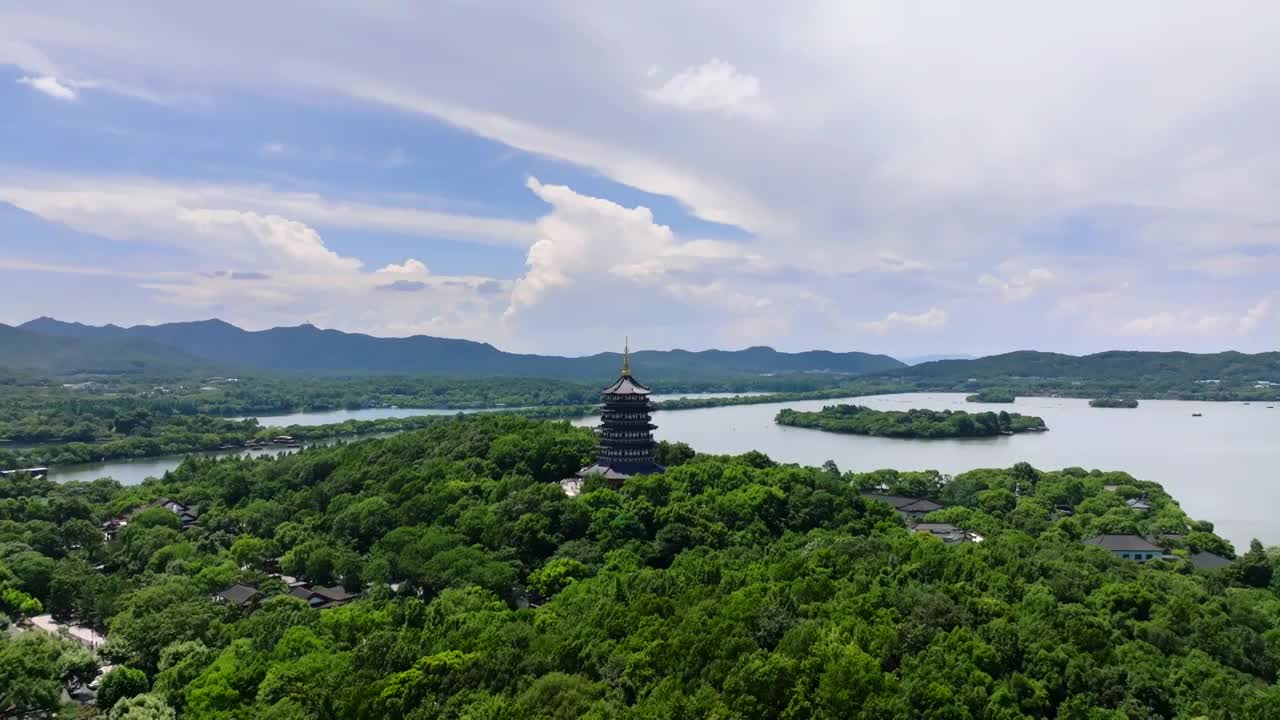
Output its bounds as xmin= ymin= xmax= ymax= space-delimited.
xmin=1191 ymin=412 xmax=1203 ymax=417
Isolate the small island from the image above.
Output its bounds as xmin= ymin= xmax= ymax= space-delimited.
xmin=775 ymin=404 xmax=1047 ymax=438
xmin=1090 ymin=398 xmax=1140 ymax=408
xmin=966 ymin=389 xmax=1016 ymax=403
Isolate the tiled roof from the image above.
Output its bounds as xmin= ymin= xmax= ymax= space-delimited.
xmin=1188 ymin=551 xmax=1231 ymax=570
xmin=914 ymin=523 xmax=961 ymax=533
xmin=858 ymin=493 xmax=918 ymax=509
xmin=899 ymin=499 xmax=944 ymax=513
xmin=216 ymin=584 xmax=260 ymax=606
xmin=1084 ymin=534 xmax=1162 ymax=552
xmin=602 ymin=375 xmax=652 ymax=396
xmin=578 ymin=461 xmax=665 ymax=480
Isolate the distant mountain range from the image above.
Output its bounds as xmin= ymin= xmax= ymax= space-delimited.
xmin=7 ymin=317 xmax=1277 ymax=384
xmin=886 ymin=349 xmax=1280 ymax=384
xmin=0 ymin=323 xmax=216 ymax=376
xmin=4 ymin=317 xmax=906 ymax=379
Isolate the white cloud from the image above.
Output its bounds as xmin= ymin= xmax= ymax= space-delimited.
xmin=4 ymin=3 xmax=1280 ymax=351
xmin=506 ymin=177 xmax=772 ymax=321
xmin=646 ymin=58 xmax=770 ymax=118
xmin=875 ymin=252 xmax=928 ymax=273
xmin=1121 ymin=298 xmax=1272 ymax=337
xmin=1190 ymin=253 xmax=1280 ymax=278
xmin=860 ymin=308 xmax=949 ymax=335
xmin=175 ymin=207 xmax=362 ymax=272
xmin=979 ymin=267 xmax=1056 ymax=302
xmin=1238 ymin=298 xmax=1271 ymax=334
xmin=17 ymin=74 xmax=77 ymax=100
xmin=377 ymin=258 xmax=429 ymax=275
xmin=286 ymin=68 xmax=784 ymax=234
xmin=0 ymin=173 xmax=537 ymax=248
xmin=261 ymin=142 xmax=288 ymax=155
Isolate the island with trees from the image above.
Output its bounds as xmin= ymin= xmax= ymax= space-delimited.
xmin=775 ymin=404 xmax=1047 ymax=438
xmin=0 ymin=414 xmax=1277 ymax=718
xmin=965 ymin=389 xmax=1017 ymax=403
xmin=1090 ymin=398 xmax=1140 ymax=408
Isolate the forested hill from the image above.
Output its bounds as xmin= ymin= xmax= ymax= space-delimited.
xmin=0 ymin=324 xmax=216 ymax=376
xmin=12 ymin=317 xmax=905 ymax=379
xmin=1 ymin=415 xmax=1277 ymax=717
xmin=896 ymin=350 xmax=1280 ymax=384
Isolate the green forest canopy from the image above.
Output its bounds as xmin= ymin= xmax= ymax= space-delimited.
xmin=2 ymin=414 xmax=1278 ymax=718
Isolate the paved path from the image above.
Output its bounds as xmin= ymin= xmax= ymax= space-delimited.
xmin=29 ymin=614 xmax=105 ymax=648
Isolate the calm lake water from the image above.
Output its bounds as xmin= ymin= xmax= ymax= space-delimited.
xmin=238 ymin=392 xmax=766 ymax=426
xmin=48 ymin=392 xmax=1278 ymax=548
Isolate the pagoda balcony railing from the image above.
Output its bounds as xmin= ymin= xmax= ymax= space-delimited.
xmin=602 ymin=450 xmax=657 ymax=459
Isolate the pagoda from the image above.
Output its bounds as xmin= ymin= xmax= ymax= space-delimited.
xmin=577 ymin=340 xmax=664 ymax=486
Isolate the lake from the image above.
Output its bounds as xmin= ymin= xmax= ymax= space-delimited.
xmin=238 ymin=392 xmax=765 ymax=426
xmin=47 ymin=392 xmax=1279 ymax=548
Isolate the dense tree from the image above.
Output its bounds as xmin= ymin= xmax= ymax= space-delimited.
xmin=0 ymin=631 xmax=90 ymax=716
xmin=109 ymin=693 xmax=178 ymax=720
xmin=0 ymin=415 xmax=1276 ymax=718
xmin=98 ymin=666 xmax=151 ymax=713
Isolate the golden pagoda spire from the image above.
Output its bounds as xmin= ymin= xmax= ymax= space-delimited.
xmin=621 ymin=337 xmax=631 ymax=376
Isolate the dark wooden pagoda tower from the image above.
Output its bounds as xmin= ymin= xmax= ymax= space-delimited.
xmin=577 ymin=340 xmax=664 ymax=485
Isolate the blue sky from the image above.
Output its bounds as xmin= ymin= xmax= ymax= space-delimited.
xmin=1 ymin=2 xmax=1277 ymax=356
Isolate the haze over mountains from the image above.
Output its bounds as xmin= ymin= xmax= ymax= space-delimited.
xmin=5 ymin=318 xmax=905 ymax=379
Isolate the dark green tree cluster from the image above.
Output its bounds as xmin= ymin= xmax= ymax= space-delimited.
xmin=966 ymin=389 xmax=1017 ymax=403
xmin=1 ymin=415 xmax=1278 ymax=718
xmin=776 ymin=405 xmax=1047 ymax=438
xmin=1090 ymin=398 xmax=1140 ymax=409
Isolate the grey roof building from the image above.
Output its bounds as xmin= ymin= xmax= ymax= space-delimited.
xmin=860 ymin=492 xmax=945 ymax=519
xmin=913 ymin=523 xmax=982 ymax=544
xmin=289 ymin=585 xmax=356 ymax=609
xmin=1084 ymin=534 xmax=1163 ymax=561
xmin=215 ymin=584 xmax=261 ymax=607
xmin=1188 ymin=551 xmax=1231 ymax=570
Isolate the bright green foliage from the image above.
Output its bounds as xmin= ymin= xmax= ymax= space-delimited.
xmin=97 ymin=666 xmax=150 ymax=713
xmin=0 ymin=631 xmax=94 ymax=715
xmin=109 ymin=693 xmax=177 ymax=720
xmin=0 ymin=414 xmax=1276 ymax=718
xmin=527 ymin=558 xmax=592 ymax=598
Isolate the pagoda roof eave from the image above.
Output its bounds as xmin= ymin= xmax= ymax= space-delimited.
xmin=602 ymin=374 xmax=652 ymax=396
